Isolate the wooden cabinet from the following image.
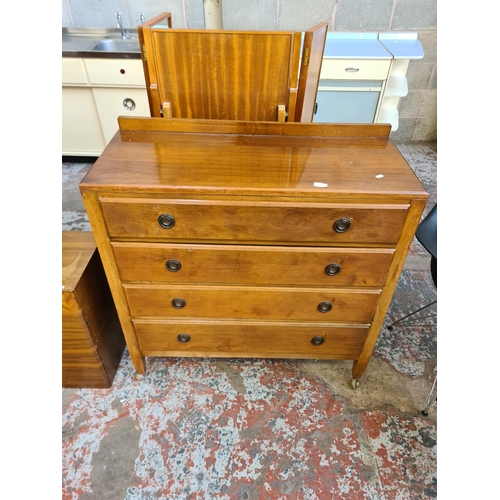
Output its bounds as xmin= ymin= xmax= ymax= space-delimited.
xmin=62 ymin=57 xmax=149 ymax=156
xmin=80 ymin=117 xmax=428 ymax=387
xmin=62 ymin=231 xmax=126 ymax=388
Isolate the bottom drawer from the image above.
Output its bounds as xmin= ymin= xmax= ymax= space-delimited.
xmin=134 ymin=320 xmax=369 ymax=360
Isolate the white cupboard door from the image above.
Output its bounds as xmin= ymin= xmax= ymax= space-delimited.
xmin=62 ymin=87 xmax=106 ymax=156
xmin=92 ymin=88 xmax=151 ymax=145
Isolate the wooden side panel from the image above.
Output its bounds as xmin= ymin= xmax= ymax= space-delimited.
xmin=295 ymin=23 xmax=328 ymax=122
xmin=81 ymin=191 xmax=147 ymax=375
xmin=62 ymin=232 xmax=126 ymax=388
xmin=150 ymin=30 xmax=295 ymax=121
xmin=352 ymin=199 xmax=428 ymax=379
xmin=62 ymin=309 xmax=110 ymax=388
xmin=138 ymin=13 xmax=172 ymax=117
xmin=285 ymin=31 xmax=302 ymax=122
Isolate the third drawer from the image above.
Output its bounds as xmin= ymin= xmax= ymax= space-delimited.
xmin=124 ymin=284 xmax=381 ymax=322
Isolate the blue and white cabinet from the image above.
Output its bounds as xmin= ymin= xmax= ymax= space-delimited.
xmin=313 ymin=32 xmax=424 ymax=132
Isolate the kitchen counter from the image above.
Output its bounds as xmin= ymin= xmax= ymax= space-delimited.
xmin=323 ymin=32 xmax=392 ymax=59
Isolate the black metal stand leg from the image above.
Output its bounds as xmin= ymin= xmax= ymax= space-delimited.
xmin=421 ymin=370 xmax=437 ymax=417
xmin=388 ymin=300 xmax=437 ymax=330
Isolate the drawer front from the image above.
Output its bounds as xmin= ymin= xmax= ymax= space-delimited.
xmin=101 ymin=199 xmax=408 ymax=245
xmin=62 ymin=58 xmax=87 ymax=85
xmin=320 ymin=59 xmax=391 ymax=80
xmin=84 ymin=59 xmax=146 ymax=86
xmin=112 ymin=243 xmax=394 ymax=287
xmin=134 ymin=320 xmax=368 ymax=359
xmin=124 ymin=284 xmax=381 ymax=322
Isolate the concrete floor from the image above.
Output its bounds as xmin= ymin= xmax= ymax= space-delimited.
xmin=62 ymin=141 xmax=437 ymax=499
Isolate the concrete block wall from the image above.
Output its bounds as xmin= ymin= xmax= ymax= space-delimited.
xmin=62 ymin=0 xmax=437 ymax=141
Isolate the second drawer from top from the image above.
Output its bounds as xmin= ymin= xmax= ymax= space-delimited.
xmin=112 ymin=243 xmax=394 ymax=287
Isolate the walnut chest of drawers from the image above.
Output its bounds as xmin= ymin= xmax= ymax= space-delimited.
xmin=79 ymin=117 xmax=428 ymax=387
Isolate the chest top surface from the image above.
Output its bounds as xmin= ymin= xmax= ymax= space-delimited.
xmin=79 ymin=118 xmax=427 ymax=201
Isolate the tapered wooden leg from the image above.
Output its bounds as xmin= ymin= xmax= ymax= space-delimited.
xmin=352 ymin=359 xmax=368 ymax=382
xmin=131 ymin=354 xmax=146 ymax=376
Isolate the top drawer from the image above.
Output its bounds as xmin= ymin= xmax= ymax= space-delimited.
xmin=320 ymin=59 xmax=391 ymax=81
xmin=100 ymin=198 xmax=408 ymax=245
xmin=84 ymin=59 xmax=146 ymax=86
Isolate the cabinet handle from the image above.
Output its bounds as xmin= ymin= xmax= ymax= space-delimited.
xmin=318 ymin=301 xmax=332 ymax=313
xmin=158 ymin=213 xmax=175 ymax=229
xmin=177 ymin=334 xmax=191 ymax=343
xmin=311 ymin=336 xmax=325 ymax=346
xmin=172 ymin=298 xmax=186 ymax=309
xmin=123 ymin=98 xmax=136 ymax=111
xmin=166 ymin=259 xmax=181 ymax=272
xmin=345 ymin=67 xmax=360 ymax=72
xmin=333 ymin=218 xmax=351 ymax=233
xmin=325 ymin=263 xmax=341 ymax=276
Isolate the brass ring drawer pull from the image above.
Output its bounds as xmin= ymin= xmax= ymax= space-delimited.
xmin=318 ymin=301 xmax=332 ymax=313
xmin=172 ymin=298 xmax=186 ymax=309
xmin=311 ymin=336 xmax=325 ymax=346
xmin=158 ymin=213 xmax=175 ymax=229
xmin=333 ymin=218 xmax=351 ymax=233
xmin=177 ymin=333 xmax=191 ymax=343
xmin=166 ymin=259 xmax=181 ymax=272
xmin=325 ymin=263 xmax=341 ymax=276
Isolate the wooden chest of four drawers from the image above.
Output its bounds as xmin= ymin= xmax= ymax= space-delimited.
xmin=80 ymin=118 xmax=428 ymax=387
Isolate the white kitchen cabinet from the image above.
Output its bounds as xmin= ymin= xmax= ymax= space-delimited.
xmin=376 ymin=33 xmax=424 ymax=131
xmin=62 ymin=57 xmax=149 ymax=156
xmin=92 ymin=88 xmax=150 ymax=144
xmin=62 ymin=87 xmax=106 ymax=156
xmin=313 ymin=33 xmax=423 ymax=132
xmin=84 ymin=59 xmax=147 ymax=86
xmin=314 ymin=34 xmax=392 ymax=126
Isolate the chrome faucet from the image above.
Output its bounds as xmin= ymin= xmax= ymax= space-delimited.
xmin=139 ymin=13 xmax=146 ymax=24
xmin=116 ymin=12 xmax=127 ymax=39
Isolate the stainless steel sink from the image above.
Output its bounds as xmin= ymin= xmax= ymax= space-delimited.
xmin=91 ymin=39 xmax=140 ymax=52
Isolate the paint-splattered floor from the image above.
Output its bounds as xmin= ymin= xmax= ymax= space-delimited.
xmin=62 ymin=141 xmax=437 ymax=500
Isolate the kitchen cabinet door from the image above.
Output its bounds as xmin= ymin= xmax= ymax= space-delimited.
xmin=91 ymin=88 xmax=150 ymax=145
xmin=62 ymin=87 xmax=106 ymax=156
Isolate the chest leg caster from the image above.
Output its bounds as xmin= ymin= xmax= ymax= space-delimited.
xmin=350 ymin=378 xmax=360 ymax=389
